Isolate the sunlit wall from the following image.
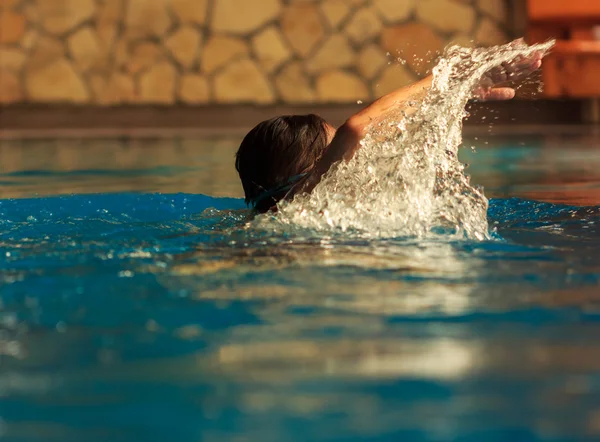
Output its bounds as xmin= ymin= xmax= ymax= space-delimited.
xmin=0 ymin=0 xmax=513 ymax=105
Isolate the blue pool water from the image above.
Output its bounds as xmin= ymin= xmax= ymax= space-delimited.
xmin=1 ymin=132 xmax=600 ymax=441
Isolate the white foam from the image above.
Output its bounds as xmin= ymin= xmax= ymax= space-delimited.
xmin=270 ymin=40 xmax=555 ymax=240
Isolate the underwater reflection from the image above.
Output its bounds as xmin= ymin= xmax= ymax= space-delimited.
xmin=214 ymin=338 xmax=479 ymax=381
xmin=166 ymin=238 xmax=483 ymax=318
xmin=2 ymin=189 xmax=600 ymax=441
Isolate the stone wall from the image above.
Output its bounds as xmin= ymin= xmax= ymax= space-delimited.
xmin=0 ymin=0 xmax=512 ymax=105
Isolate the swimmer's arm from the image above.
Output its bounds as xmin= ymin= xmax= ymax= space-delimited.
xmin=344 ymin=47 xmax=544 ymax=131
xmin=348 ymin=76 xmax=435 ymax=128
xmin=287 ymin=76 xmax=436 ymax=197
xmin=289 ymin=80 xmax=466 ymax=197
xmin=331 ymin=45 xmax=544 ymax=134
xmin=290 ymin=48 xmax=543 ymax=197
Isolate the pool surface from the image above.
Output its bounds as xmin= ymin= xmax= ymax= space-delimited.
xmin=1 ymin=129 xmax=600 ymax=442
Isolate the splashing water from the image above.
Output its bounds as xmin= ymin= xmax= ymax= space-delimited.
xmin=271 ymin=40 xmax=555 ymax=240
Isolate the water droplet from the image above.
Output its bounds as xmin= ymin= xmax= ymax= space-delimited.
xmin=271 ymin=39 xmax=554 ymax=240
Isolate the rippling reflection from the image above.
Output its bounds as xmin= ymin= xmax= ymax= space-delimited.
xmin=1 ymin=130 xmax=600 ymax=442
xmin=2 ymin=130 xmax=600 ymax=204
xmin=0 ymin=136 xmax=243 ymax=198
xmin=169 ymin=239 xmax=481 ymax=317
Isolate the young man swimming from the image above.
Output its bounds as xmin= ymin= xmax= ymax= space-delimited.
xmin=236 ymin=45 xmax=543 ymax=213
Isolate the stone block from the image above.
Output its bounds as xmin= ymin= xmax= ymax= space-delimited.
xmin=179 ymin=74 xmax=210 ymax=103
xmin=306 ymin=34 xmax=354 ymax=73
xmin=96 ymin=23 xmax=118 ymax=54
xmin=214 ymin=58 xmax=274 ymax=103
xmin=165 ymin=26 xmax=202 ymax=70
xmin=381 ymin=23 xmax=444 ymax=75
xmin=0 ymin=69 xmax=22 ymax=103
xmin=475 ymin=17 xmax=507 ymax=46
xmin=126 ymin=42 xmax=163 ymax=75
xmin=252 ymin=26 xmax=291 ymax=73
xmin=88 ymin=73 xmax=107 ymax=102
xmin=202 ymin=36 xmax=247 ymax=73
xmin=25 ymin=58 xmax=89 ymax=103
xmin=0 ymin=48 xmax=26 ymax=71
xmin=373 ymin=0 xmax=414 ymax=23
xmin=21 ymin=29 xmax=39 ymax=50
xmin=26 ymin=36 xmax=65 ymax=71
xmin=126 ymin=0 xmax=172 ymax=39
xmin=0 ymin=0 xmax=20 ymax=9
xmin=477 ymin=0 xmax=507 ymax=23
xmin=316 ymin=70 xmax=368 ymax=102
xmin=37 ymin=0 xmax=95 ymax=36
xmin=170 ymin=0 xmax=208 ymax=25
xmin=68 ymin=27 xmax=103 ymax=72
xmin=104 ymin=72 xmax=136 ymax=104
xmin=97 ymin=0 xmax=123 ymax=25
xmin=22 ymin=2 xmax=39 ymax=23
xmin=416 ymin=0 xmax=475 ymax=33
xmin=114 ymin=39 xmax=129 ymax=67
xmin=139 ymin=61 xmax=177 ymax=104
xmin=320 ymin=0 xmax=351 ymax=29
xmin=344 ymin=7 xmax=382 ymax=45
xmin=213 ymin=0 xmax=279 ymax=34
xmin=281 ymin=3 xmax=325 ymax=57
xmin=275 ymin=62 xmax=316 ymax=103
xmin=357 ymin=44 xmax=388 ymax=80
xmin=96 ymin=0 xmax=120 ymax=55
xmin=344 ymin=0 xmax=367 ymax=6
xmin=0 ymin=10 xmax=26 ymax=44
xmin=374 ymin=63 xmax=416 ymax=95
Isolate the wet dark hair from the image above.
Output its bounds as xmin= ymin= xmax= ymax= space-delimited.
xmin=235 ymin=114 xmax=330 ymax=212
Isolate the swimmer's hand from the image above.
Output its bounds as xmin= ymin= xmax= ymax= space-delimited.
xmin=288 ymin=40 xmax=544 ymax=198
xmin=473 ymin=41 xmax=544 ymax=101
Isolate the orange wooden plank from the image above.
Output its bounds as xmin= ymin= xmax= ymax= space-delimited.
xmin=561 ymin=56 xmax=600 ymax=97
xmin=541 ymin=57 xmax=561 ymax=97
xmin=541 ymin=53 xmax=600 ymax=98
xmin=527 ymin=25 xmax=565 ymax=43
xmin=571 ymin=28 xmax=596 ymax=40
xmin=528 ymin=0 xmax=600 ymax=22
xmin=553 ymin=40 xmax=600 ymax=54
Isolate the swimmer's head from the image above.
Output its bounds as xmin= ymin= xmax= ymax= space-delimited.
xmin=236 ymin=114 xmax=334 ymax=212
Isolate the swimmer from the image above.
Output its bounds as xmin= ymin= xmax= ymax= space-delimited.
xmin=235 ymin=42 xmax=544 ymax=213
